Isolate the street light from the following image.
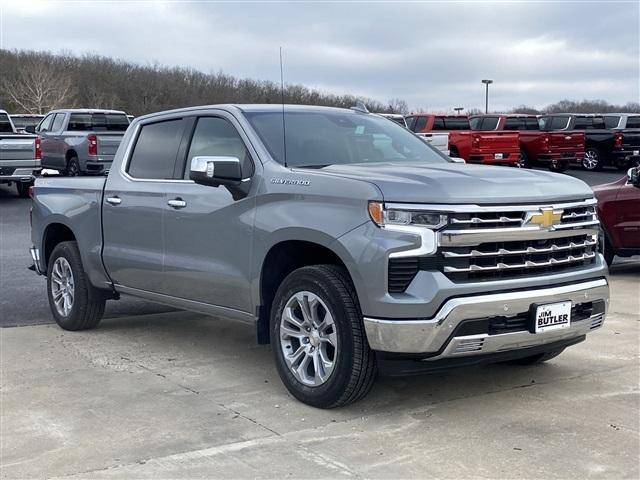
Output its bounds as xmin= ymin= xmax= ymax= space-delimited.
xmin=481 ymin=79 xmax=493 ymax=114
xmin=454 ymin=107 xmax=464 ymax=115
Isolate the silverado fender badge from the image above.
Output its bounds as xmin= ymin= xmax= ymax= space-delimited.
xmin=270 ymin=178 xmax=311 ymax=186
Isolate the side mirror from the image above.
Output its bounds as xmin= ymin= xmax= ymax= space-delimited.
xmin=628 ymin=167 xmax=640 ymax=187
xmin=189 ymin=156 xmax=243 ymax=187
xmin=450 ymin=157 xmax=466 ymax=164
xmin=25 ymin=125 xmax=36 ymax=134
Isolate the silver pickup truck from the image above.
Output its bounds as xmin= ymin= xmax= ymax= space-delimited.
xmin=0 ymin=110 xmax=41 ymax=197
xmin=26 ymin=109 xmax=129 ymax=176
xmin=30 ymin=104 xmax=609 ymax=408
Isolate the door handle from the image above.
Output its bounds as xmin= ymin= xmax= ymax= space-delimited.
xmin=167 ymin=198 xmax=187 ymax=209
xmin=106 ymin=196 xmax=122 ymax=205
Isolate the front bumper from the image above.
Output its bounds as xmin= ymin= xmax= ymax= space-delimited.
xmin=364 ymin=278 xmax=608 ymax=357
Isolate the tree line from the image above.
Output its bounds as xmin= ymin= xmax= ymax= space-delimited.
xmin=0 ymin=49 xmax=637 ymax=117
xmin=0 ymin=49 xmax=405 ymax=116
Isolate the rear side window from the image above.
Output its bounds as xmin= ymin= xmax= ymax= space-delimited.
xmin=37 ymin=114 xmax=55 ymax=133
xmin=51 ymin=113 xmax=66 ymax=132
xmin=603 ymin=116 xmax=621 ymax=129
xmin=405 ymin=117 xmax=416 ymax=130
xmin=128 ymin=119 xmax=186 ymax=179
xmin=625 ymin=116 xmax=640 ymax=129
xmin=68 ymin=113 xmax=130 ymax=132
xmin=413 ymin=116 xmax=427 ymax=132
xmin=0 ymin=113 xmax=12 ymax=133
xmin=431 ymin=117 xmax=445 ymax=130
xmin=574 ymin=116 xmax=604 ymax=129
xmin=184 ymin=117 xmax=254 ymax=179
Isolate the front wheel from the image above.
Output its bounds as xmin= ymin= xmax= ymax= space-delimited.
xmin=582 ymin=148 xmax=603 ymax=171
xmin=47 ymin=241 xmax=105 ymax=330
xmin=271 ymin=265 xmax=376 ymax=408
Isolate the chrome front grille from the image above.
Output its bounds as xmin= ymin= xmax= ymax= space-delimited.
xmin=438 ymin=199 xmax=599 ymax=282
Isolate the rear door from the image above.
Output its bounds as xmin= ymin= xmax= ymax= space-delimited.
xmin=102 ymin=117 xmax=188 ymax=292
xmin=48 ymin=113 xmax=68 ymax=168
xmin=36 ymin=113 xmax=56 ymax=167
xmin=160 ymin=113 xmax=257 ymax=313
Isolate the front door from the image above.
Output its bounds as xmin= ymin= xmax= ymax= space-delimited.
xmin=102 ymin=118 xmax=188 ymax=292
xmin=160 ymin=114 xmax=257 ymax=313
xmin=616 ymin=181 xmax=640 ymax=249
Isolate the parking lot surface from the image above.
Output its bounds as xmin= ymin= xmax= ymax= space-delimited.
xmin=1 ymin=168 xmax=638 ymax=479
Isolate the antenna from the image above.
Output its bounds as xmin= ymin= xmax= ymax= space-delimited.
xmin=279 ymin=47 xmax=288 ymax=168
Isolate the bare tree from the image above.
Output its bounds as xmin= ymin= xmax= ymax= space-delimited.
xmin=1 ymin=58 xmax=75 ymax=113
xmin=388 ymin=98 xmax=409 ymax=114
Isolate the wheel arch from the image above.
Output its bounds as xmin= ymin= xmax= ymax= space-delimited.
xmin=256 ymin=238 xmax=356 ymax=344
xmin=42 ymin=222 xmax=77 ymax=269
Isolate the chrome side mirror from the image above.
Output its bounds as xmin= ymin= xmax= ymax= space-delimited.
xmin=628 ymin=167 xmax=640 ymax=187
xmin=189 ymin=156 xmax=242 ymax=187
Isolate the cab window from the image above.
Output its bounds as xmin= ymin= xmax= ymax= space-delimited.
xmin=183 ymin=117 xmax=254 ymax=179
xmin=37 ymin=114 xmax=55 ymax=133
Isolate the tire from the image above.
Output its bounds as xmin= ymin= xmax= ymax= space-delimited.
xmin=582 ymin=147 xmax=603 ymax=171
xmin=16 ymin=181 xmax=32 ymax=198
xmin=47 ymin=241 xmax=105 ymax=330
xmin=449 ymin=146 xmax=460 ymax=159
xmin=548 ymin=159 xmax=569 ymax=173
xmin=504 ymin=347 xmax=566 ymax=365
xmin=66 ymin=156 xmax=81 ymax=177
xmin=518 ymin=149 xmax=531 ymax=168
xmin=270 ymin=264 xmax=376 ymax=408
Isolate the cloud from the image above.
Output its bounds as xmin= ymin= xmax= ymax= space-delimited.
xmin=1 ymin=0 xmax=638 ymax=111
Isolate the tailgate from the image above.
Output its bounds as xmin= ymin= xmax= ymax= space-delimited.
xmin=621 ymin=131 xmax=640 ymax=150
xmin=417 ymin=132 xmax=449 ymax=151
xmin=475 ymin=132 xmax=519 ymax=152
xmin=548 ymin=131 xmax=584 ymax=153
xmin=96 ymin=133 xmax=125 ymax=156
xmin=0 ymin=135 xmax=37 ymax=164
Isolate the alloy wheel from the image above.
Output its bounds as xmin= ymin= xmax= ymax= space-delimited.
xmin=279 ymin=291 xmax=337 ymax=386
xmin=51 ymin=257 xmax=75 ymax=317
xmin=583 ymin=151 xmax=599 ymax=170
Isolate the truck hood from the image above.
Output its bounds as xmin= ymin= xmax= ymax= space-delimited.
xmin=311 ymin=162 xmax=594 ymax=204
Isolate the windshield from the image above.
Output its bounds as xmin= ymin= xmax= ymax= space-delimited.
xmin=10 ymin=116 xmax=43 ymax=129
xmin=245 ymin=110 xmax=449 ymax=167
xmin=68 ymin=113 xmax=130 ymax=132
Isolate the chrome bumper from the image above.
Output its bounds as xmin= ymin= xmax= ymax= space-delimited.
xmin=364 ymin=279 xmax=609 ymax=357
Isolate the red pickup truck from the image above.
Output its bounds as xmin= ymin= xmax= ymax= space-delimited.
xmin=405 ymin=114 xmax=520 ymax=166
xmin=470 ymin=114 xmax=585 ymax=172
xmin=593 ymin=166 xmax=640 ymax=265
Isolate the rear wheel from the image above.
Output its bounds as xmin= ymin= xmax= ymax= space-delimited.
xmin=518 ymin=149 xmax=531 ymax=168
xmin=548 ymin=159 xmax=569 ymax=173
xmin=449 ymin=146 xmax=460 ymax=159
xmin=505 ymin=347 xmax=565 ymax=365
xmin=66 ymin=156 xmax=80 ymax=177
xmin=271 ymin=265 xmax=376 ymax=408
xmin=47 ymin=241 xmax=105 ymax=330
xmin=16 ymin=181 xmax=32 ymax=198
xmin=582 ymin=148 xmax=603 ymax=171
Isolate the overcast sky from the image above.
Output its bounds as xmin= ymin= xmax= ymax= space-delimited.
xmin=1 ymin=1 xmax=638 ymax=111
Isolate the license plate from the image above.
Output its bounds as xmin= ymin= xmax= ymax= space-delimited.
xmin=633 ymin=150 xmax=639 ymax=156
xmin=534 ymin=301 xmax=571 ymax=333
xmin=494 ymin=153 xmax=504 ymax=160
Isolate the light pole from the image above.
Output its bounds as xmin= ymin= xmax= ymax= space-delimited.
xmin=454 ymin=107 xmax=464 ymax=115
xmin=481 ymin=79 xmax=493 ymax=114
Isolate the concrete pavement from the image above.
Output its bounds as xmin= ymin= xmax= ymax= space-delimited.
xmin=1 ymin=261 xmax=638 ymax=479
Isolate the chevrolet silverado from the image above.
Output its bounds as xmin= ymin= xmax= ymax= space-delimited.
xmin=30 ymin=104 xmax=609 ymax=408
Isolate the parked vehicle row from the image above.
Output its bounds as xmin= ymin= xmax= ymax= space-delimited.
xmin=0 ymin=110 xmax=42 ymax=197
xmin=30 ymin=103 xmax=614 ymax=407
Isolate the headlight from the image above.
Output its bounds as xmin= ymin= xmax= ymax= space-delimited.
xmin=368 ymin=202 xmax=448 ymax=229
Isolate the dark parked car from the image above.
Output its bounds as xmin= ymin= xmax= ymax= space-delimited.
xmin=594 ymin=166 xmax=640 ymax=265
